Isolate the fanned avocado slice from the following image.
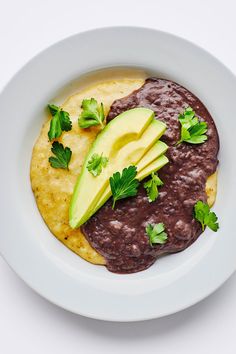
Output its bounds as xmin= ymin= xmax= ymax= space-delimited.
xmin=137 ymin=154 xmax=168 ymax=180
xmin=93 ymin=141 xmax=168 ymax=213
xmin=69 ymin=108 xmax=166 ymax=228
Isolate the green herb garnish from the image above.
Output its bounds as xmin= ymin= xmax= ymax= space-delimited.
xmin=78 ymin=98 xmax=105 ymax=129
xmin=109 ymin=166 xmax=139 ymax=209
xmin=194 ymin=200 xmax=219 ymax=232
xmin=87 ymin=153 xmax=108 ymax=177
xmin=144 ymin=172 xmax=164 ymax=202
xmin=177 ymin=107 xmax=208 ymax=145
xmin=146 ymin=223 xmax=168 ymax=247
xmin=49 ymin=141 xmax=72 ymax=170
xmin=48 ymin=104 xmax=72 ymax=141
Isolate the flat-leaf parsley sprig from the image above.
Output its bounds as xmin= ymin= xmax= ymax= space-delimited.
xmin=49 ymin=141 xmax=72 ymax=170
xmin=48 ymin=104 xmax=72 ymax=141
xmin=144 ymin=172 xmax=164 ymax=202
xmin=146 ymin=223 xmax=168 ymax=247
xmin=86 ymin=153 xmax=108 ymax=177
xmin=194 ymin=200 xmax=219 ymax=232
xmin=109 ymin=166 xmax=140 ymax=209
xmin=177 ymin=106 xmax=208 ymax=145
xmin=78 ymin=98 xmax=105 ymax=129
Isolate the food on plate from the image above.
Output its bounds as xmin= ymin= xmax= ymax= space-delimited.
xmin=69 ymin=107 xmax=167 ymax=228
xmin=31 ymin=78 xmax=144 ymax=265
xmin=206 ymin=172 xmax=217 ymax=208
xmin=31 ymin=75 xmax=219 ymax=273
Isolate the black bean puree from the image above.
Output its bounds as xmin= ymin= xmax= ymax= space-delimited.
xmin=82 ymin=78 xmax=219 ymax=273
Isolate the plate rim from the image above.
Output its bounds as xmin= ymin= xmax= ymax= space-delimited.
xmin=0 ymin=26 xmax=236 ymax=322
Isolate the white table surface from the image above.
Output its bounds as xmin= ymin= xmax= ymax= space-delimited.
xmin=1 ymin=0 xmax=236 ymax=353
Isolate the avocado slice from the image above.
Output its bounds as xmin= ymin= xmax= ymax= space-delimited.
xmin=137 ymin=154 xmax=169 ymax=180
xmin=93 ymin=141 xmax=168 ymax=214
xmin=137 ymin=140 xmax=168 ymax=173
xmin=112 ymin=120 xmax=166 ymax=169
xmin=70 ymin=108 xmax=165 ymax=228
xmin=71 ymin=118 xmax=166 ymax=227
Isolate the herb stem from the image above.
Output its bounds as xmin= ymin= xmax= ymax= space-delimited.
xmin=175 ymin=139 xmax=182 ymax=146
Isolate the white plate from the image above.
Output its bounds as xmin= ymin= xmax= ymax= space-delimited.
xmin=0 ymin=27 xmax=235 ymax=322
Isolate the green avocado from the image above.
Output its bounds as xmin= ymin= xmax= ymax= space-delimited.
xmin=112 ymin=120 xmax=166 ymax=168
xmin=93 ymin=141 xmax=168 ymax=214
xmin=137 ymin=154 xmax=169 ymax=180
xmin=136 ymin=140 xmax=168 ymax=172
xmin=70 ymin=108 xmax=165 ymax=228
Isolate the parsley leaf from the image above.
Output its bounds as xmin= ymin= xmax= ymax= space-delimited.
xmin=146 ymin=223 xmax=168 ymax=247
xmin=78 ymin=98 xmax=105 ymax=128
xmin=87 ymin=153 xmax=108 ymax=177
xmin=109 ymin=166 xmax=139 ymax=209
xmin=49 ymin=141 xmax=72 ymax=170
xmin=48 ymin=104 xmax=72 ymax=141
xmin=194 ymin=200 xmax=219 ymax=232
xmin=177 ymin=107 xmax=208 ymax=145
xmin=144 ymin=172 xmax=164 ymax=202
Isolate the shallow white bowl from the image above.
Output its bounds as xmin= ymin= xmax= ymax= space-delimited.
xmin=0 ymin=27 xmax=235 ymax=322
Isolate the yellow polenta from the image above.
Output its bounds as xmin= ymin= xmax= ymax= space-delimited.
xmin=30 ymin=78 xmax=217 ymax=266
xmin=206 ymin=171 xmax=217 ymax=208
xmin=30 ymin=78 xmax=145 ymax=265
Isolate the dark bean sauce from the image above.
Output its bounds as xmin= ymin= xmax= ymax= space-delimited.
xmin=82 ymin=78 xmax=219 ymax=273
